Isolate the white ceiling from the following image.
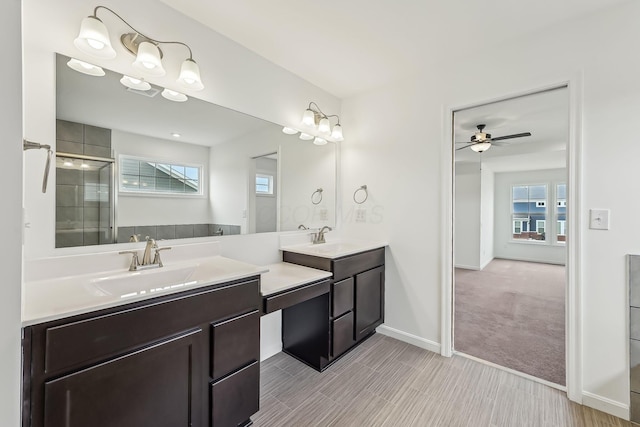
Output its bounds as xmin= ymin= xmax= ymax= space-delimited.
xmin=160 ymin=0 xmax=629 ymax=98
xmin=454 ymin=87 xmax=568 ymax=172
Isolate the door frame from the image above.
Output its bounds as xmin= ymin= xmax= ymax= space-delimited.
xmin=439 ymin=75 xmax=583 ymax=403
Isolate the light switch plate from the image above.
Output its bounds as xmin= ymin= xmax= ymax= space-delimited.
xmin=589 ymin=209 xmax=610 ymax=230
xmin=356 ymin=208 xmax=367 ymax=223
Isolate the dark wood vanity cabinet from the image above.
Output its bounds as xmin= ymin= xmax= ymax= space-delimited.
xmin=22 ymin=277 xmax=261 ymax=427
xmin=282 ymin=247 xmax=385 ymax=371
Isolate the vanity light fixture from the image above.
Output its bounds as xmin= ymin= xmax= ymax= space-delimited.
xmin=282 ymin=102 xmax=344 ymax=143
xmin=74 ymin=6 xmax=205 ymax=91
xmin=119 ymin=75 xmax=151 ymax=91
xmin=313 ymin=137 xmax=327 ymax=146
xmin=66 ymin=58 xmax=105 ymax=76
xmin=161 ymin=88 xmax=188 ymax=102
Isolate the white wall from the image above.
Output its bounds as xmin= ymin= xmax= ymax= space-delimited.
xmin=493 ymin=168 xmax=566 ymax=265
xmin=21 ymin=0 xmax=340 ymax=260
xmin=480 ymin=166 xmax=495 ymax=268
xmin=341 ymin=1 xmax=640 ymax=414
xmin=2 ymin=1 xmax=22 ymax=425
xmin=112 ymin=130 xmax=212 ymax=226
xmin=454 ymin=163 xmax=481 ymax=269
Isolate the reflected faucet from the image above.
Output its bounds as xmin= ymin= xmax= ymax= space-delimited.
xmin=141 ymin=236 xmax=156 ymax=266
xmin=312 ymin=226 xmax=332 ymax=244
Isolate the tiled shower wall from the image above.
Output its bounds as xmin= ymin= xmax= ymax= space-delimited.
xmin=116 ymin=223 xmax=241 ymax=243
xmin=629 ymin=254 xmax=640 ymax=423
xmin=56 ymin=119 xmax=113 ymax=248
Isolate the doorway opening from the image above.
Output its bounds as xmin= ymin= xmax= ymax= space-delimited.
xmin=452 ymin=86 xmax=569 ymax=386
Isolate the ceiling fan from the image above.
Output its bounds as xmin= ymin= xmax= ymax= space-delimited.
xmin=456 ymin=124 xmax=531 ymax=153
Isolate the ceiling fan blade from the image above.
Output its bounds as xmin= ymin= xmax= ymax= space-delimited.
xmin=455 ymin=144 xmax=474 ymax=151
xmin=490 ymin=132 xmax=532 ymax=142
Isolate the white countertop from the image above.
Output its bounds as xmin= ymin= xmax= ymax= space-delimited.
xmin=279 ymin=239 xmax=388 ymax=259
xmin=23 ymin=255 xmax=267 ymax=327
xmin=260 ymin=262 xmax=332 ymax=296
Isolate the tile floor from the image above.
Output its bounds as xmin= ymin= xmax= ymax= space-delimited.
xmin=253 ymin=334 xmax=633 ymax=427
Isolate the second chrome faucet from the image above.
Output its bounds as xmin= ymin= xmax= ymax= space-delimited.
xmin=312 ymin=226 xmax=332 ymax=244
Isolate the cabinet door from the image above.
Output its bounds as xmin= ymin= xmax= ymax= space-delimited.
xmin=43 ymin=329 xmax=203 ymax=427
xmin=355 ymin=266 xmax=385 ymax=341
xmin=332 ymin=278 xmax=354 ymax=317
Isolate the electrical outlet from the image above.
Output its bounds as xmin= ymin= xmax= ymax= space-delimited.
xmin=589 ymin=209 xmax=610 ymax=230
xmin=356 ymin=208 xmax=366 ymax=223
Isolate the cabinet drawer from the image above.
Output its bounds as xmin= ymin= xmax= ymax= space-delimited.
xmin=332 ymin=278 xmax=353 ymax=317
xmin=332 ymin=312 xmax=355 ymax=357
xmin=211 ymin=310 xmax=260 ymax=381
xmin=43 ymin=279 xmax=259 ymax=375
xmin=333 ymin=248 xmax=384 ymax=281
xmin=263 ymin=279 xmax=330 ymax=314
xmin=211 ymin=361 xmax=259 ymax=427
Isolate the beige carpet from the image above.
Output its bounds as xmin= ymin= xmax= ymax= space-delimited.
xmin=454 ymin=258 xmax=566 ymax=385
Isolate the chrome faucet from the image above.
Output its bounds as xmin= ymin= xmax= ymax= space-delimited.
xmin=312 ymin=226 xmax=332 ymax=244
xmin=141 ymin=237 xmax=156 ymax=266
xmin=119 ymin=237 xmax=171 ymax=271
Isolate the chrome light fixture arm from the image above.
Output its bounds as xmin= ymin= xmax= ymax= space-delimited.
xmin=90 ymin=5 xmax=195 ymax=60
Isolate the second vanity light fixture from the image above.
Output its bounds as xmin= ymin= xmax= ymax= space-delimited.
xmin=282 ymin=102 xmax=344 ymax=145
xmin=71 ymin=5 xmax=204 ymax=101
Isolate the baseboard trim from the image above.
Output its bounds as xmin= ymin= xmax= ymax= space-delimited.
xmin=454 ymin=264 xmax=481 ymax=271
xmin=582 ymin=391 xmax=629 ymax=420
xmin=377 ymin=325 xmax=441 ymax=354
xmin=480 ymin=257 xmax=494 ymax=270
xmin=260 ymin=343 xmax=282 ymax=362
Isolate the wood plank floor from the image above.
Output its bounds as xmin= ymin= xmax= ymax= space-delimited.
xmin=253 ymin=334 xmax=632 ymax=427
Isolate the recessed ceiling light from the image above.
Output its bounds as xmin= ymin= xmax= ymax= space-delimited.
xmin=171 ymin=132 xmax=181 ymax=138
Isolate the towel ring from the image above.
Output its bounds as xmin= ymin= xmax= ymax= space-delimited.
xmin=311 ymin=188 xmax=323 ymax=205
xmin=353 ymin=185 xmax=368 ymax=204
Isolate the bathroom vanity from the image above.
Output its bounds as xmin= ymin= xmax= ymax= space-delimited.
xmin=21 ymin=255 xmax=265 ymax=427
xmin=279 ymin=243 xmax=386 ymax=371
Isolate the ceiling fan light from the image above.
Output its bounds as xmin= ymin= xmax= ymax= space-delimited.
xmin=132 ymin=41 xmax=166 ymax=77
xmin=301 ymin=109 xmax=315 ymax=126
xmin=177 ymin=58 xmax=204 ymax=90
xmin=331 ymin=124 xmax=344 ymax=141
xmin=470 ymin=142 xmax=491 ymax=153
xmin=120 ymin=75 xmax=151 ymax=90
xmin=73 ymin=16 xmax=116 ymax=59
xmin=66 ymin=58 xmax=105 ymax=76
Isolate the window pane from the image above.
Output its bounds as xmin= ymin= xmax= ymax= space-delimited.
xmin=512 ymin=184 xmax=547 ymax=241
xmin=120 ymin=157 xmax=202 ymax=196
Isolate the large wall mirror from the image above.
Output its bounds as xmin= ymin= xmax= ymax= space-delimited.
xmin=55 ymin=54 xmax=336 ymax=248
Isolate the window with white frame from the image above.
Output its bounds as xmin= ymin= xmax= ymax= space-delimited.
xmin=120 ymin=156 xmax=202 ymax=195
xmin=256 ymin=173 xmax=274 ymax=195
xmin=512 ymin=184 xmax=547 ymax=241
xmin=556 ymin=183 xmax=567 ymax=243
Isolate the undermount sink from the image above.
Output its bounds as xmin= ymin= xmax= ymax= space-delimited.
xmin=86 ymin=264 xmax=198 ymax=297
